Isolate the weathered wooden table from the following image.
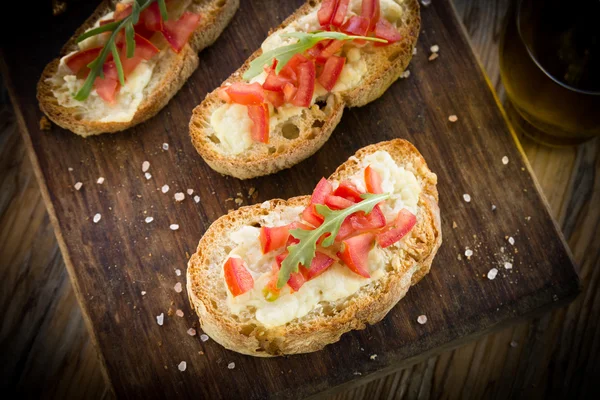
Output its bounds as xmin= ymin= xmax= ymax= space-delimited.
xmin=1 ymin=0 xmax=598 ymax=398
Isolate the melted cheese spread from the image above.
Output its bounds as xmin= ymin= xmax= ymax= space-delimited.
xmin=224 ymin=150 xmax=420 ymax=327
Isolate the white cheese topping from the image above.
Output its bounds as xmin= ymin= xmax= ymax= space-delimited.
xmin=223 ymin=150 xmax=420 ymax=327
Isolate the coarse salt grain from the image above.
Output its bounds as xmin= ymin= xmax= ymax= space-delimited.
xmin=170 ymin=224 xmax=179 ymax=231
xmin=162 ymin=143 xmax=169 ymax=150
xmin=194 ymin=195 xmax=200 ymax=203
xmin=430 ymin=44 xmax=439 ymax=53
xmin=370 ymin=354 xmax=378 ymax=360
xmin=463 ymin=194 xmax=471 ymax=202
xmin=97 ymin=177 xmax=105 ymax=184
xmin=417 ymin=315 xmax=428 ymax=324
xmin=492 ymin=204 xmax=497 ymax=211
xmin=68 ymin=167 xmax=73 ymax=172
xmin=175 ymin=269 xmax=181 ymax=276
xmin=465 ymin=249 xmax=473 ymax=257
xmin=145 ymin=172 xmax=152 ymax=180
xmin=502 ymin=156 xmax=509 ymax=165
xmin=510 ymin=341 xmax=518 ymax=348
xmin=156 ymin=313 xmax=164 ymax=326
xmin=508 ymin=236 xmax=515 ymax=245
xmin=178 ymin=361 xmax=186 ymax=371
xmin=187 ymin=189 xmax=194 ymax=195
xmin=174 ymin=282 xmax=182 ymax=293
xmin=448 ymin=115 xmax=458 ymax=122
xmin=175 ymin=309 xmax=184 ymax=317
xmin=200 ymin=334 xmax=209 ymax=342
xmin=141 ymin=291 xmax=146 ymax=296
xmin=145 ymin=217 xmax=154 ymax=223
xmin=487 ymin=268 xmax=498 ymax=280
xmin=228 ymin=362 xmax=235 ymax=370
xmin=401 ymin=70 xmax=411 ymax=79
xmin=93 ymin=213 xmax=101 ymax=223
xmin=187 ymin=328 xmax=197 ymax=336
xmin=142 ymin=161 xmax=150 ymax=172
xmin=74 ymin=182 xmax=83 ymax=190
xmin=412 ymin=47 xmax=417 ymax=55
xmin=174 ymin=192 xmax=185 ymax=202
xmin=504 ymin=262 xmax=513 ymax=269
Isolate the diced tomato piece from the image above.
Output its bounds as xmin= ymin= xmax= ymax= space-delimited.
xmin=333 ymin=181 xmax=363 ymax=202
xmin=306 ymin=252 xmax=335 ymax=279
xmin=291 ymin=61 xmax=315 ymax=107
xmin=364 ymin=165 xmax=383 ymax=194
xmin=140 ymin=2 xmax=163 ymax=32
xmin=263 ymin=262 xmax=281 ymax=301
xmin=320 ymin=40 xmax=345 ymax=59
xmin=350 ymin=205 xmax=386 ymax=231
xmin=341 ymin=15 xmax=370 ymax=36
xmin=286 ymin=221 xmax=313 ymax=246
xmin=259 ymin=225 xmax=290 ymax=254
xmin=280 ymin=53 xmax=307 ymax=81
xmin=265 ymin=90 xmax=285 ymax=108
xmin=102 ymin=61 xmax=119 ymax=80
xmin=247 ymin=103 xmax=269 ymax=143
xmin=119 ymin=34 xmax=160 ymax=76
xmin=311 ymin=178 xmax=333 ymax=204
xmin=223 ymin=257 xmax=254 ymax=297
xmin=318 ymin=0 xmax=339 ymax=27
xmin=114 ymin=3 xmax=133 ymax=20
xmin=337 ymin=233 xmax=374 ymax=278
xmin=317 ymin=55 xmax=346 ymax=91
xmin=225 ymin=82 xmax=265 ymax=105
xmin=335 ymin=216 xmax=354 ymax=241
xmin=376 ymin=209 xmax=417 ymax=248
xmin=287 ymin=269 xmax=307 ymax=292
xmin=325 ymin=195 xmax=355 ymax=210
xmin=99 ymin=18 xmax=116 ymax=26
xmin=161 ymin=11 xmax=201 ymax=53
xmin=374 ymin=18 xmax=402 ymax=46
xmin=282 ymin=83 xmax=297 ymax=103
xmin=94 ymin=76 xmax=119 ymax=103
xmin=331 ymin=0 xmax=350 ymax=27
xmin=65 ymin=47 xmax=102 ymax=74
xmin=305 ymin=41 xmax=326 ymax=60
xmin=302 ymin=204 xmax=324 ymax=228
xmin=263 ymin=70 xmax=295 ymax=92
xmin=361 ymin=0 xmax=381 ymax=31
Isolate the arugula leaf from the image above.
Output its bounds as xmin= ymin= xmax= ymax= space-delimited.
xmin=157 ymin=0 xmax=169 ymax=21
xmin=242 ymin=31 xmax=388 ymax=81
xmin=276 ymin=192 xmax=390 ymax=288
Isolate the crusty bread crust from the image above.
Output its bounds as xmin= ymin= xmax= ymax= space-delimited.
xmin=187 ymin=139 xmax=441 ymax=356
xmin=189 ymin=0 xmax=420 ymax=179
xmin=37 ymin=0 xmax=240 ymax=137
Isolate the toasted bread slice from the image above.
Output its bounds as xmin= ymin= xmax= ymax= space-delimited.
xmin=187 ymin=139 xmax=441 ymax=356
xmin=37 ymin=0 xmax=239 ymax=137
xmin=189 ymin=0 xmax=420 ymax=179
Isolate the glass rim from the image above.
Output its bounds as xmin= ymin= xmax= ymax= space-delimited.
xmin=516 ymin=0 xmax=600 ymax=96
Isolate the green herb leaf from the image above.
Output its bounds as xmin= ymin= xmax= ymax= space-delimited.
xmin=110 ymin=42 xmax=126 ymax=86
xmin=157 ymin=0 xmax=169 ymax=21
xmin=125 ymin=23 xmax=136 ymax=58
xmin=131 ymin=1 xmax=141 ymax=24
xmin=277 ymin=192 xmax=390 ymax=288
xmin=243 ymin=31 xmax=388 ymax=81
xmin=76 ymin=21 xmax=120 ymax=43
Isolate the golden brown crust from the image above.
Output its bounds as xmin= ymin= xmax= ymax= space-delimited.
xmin=37 ymin=0 xmax=240 ymax=137
xmin=186 ymin=139 xmax=441 ymax=356
xmin=189 ymin=0 xmax=420 ymax=179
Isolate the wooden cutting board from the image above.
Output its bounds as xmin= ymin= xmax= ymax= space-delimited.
xmin=2 ymin=0 xmax=580 ymax=398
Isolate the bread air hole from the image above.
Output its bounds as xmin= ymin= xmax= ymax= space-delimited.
xmin=281 ymin=122 xmax=300 ymax=140
xmin=240 ymin=324 xmax=256 ymax=337
xmin=388 ymin=51 xmax=401 ymax=62
xmin=216 ymin=0 xmax=226 ymax=7
xmin=312 ymin=119 xmax=324 ymax=128
xmin=308 ymin=0 xmax=316 ymax=6
xmin=208 ymin=135 xmax=221 ymax=144
xmin=268 ymin=146 xmax=276 ymax=154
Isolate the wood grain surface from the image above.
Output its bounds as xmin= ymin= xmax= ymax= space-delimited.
xmin=1 ymin=0 xmax=597 ymax=399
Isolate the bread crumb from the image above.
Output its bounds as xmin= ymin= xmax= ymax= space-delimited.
xmin=174 ymin=192 xmax=185 ymax=202
xmin=430 ymin=44 xmax=439 ymax=53
xmin=39 ymin=116 xmax=52 ymax=130
xmin=175 ymin=309 xmax=184 ymax=317
xmin=452 ymin=221 xmax=457 ymax=229
xmin=463 ymin=194 xmax=471 ymax=202
xmin=141 ymin=291 xmax=146 ymax=296
xmin=400 ymin=70 xmax=411 ymax=79
xmin=412 ymin=46 xmax=418 ymax=55
xmin=194 ymin=195 xmax=200 ymax=203
xmin=156 ymin=313 xmax=164 ymax=326
xmin=420 ymin=0 xmax=431 ymax=7
xmin=145 ymin=172 xmax=152 ymax=180
xmin=235 ymin=198 xmax=243 ymax=206
xmin=74 ymin=182 xmax=83 ymax=191
xmin=93 ymin=213 xmax=101 ymax=223
xmin=187 ymin=189 xmax=194 ymax=195
xmin=417 ymin=315 xmax=428 ymax=324
xmin=510 ymin=340 xmax=518 ymax=348
xmin=248 ymin=187 xmax=256 ymax=197
xmin=370 ymin=354 xmax=378 ymax=360
xmin=170 ymin=224 xmax=179 ymax=231
xmin=227 ymin=362 xmax=236 ymax=370
xmin=175 ymin=269 xmax=181 ymax=276
xmin=142 ymin=161 xmax=150 ymax=172
xmin=162 ymin=143 xmax=169 ymax=150
xmin=448 ymin=114 xmax=458 ymax=122
xmin=187 ymin=328 xmax=197 ymax=336
xmin=200 ymin=334 xmax=209 ymax=342
xmin=178 ymin=361 xmax=186 ymax=371
xmin=261 ymin=201 xmax=271 ymax=209
xmin=174 ymin=282 xmax=182 ymax=293
xmin=161 ymin=184 xmax=170 ymax=193
xmin=487 ymin=268 xmax=498 ymax=280
xmin=97 ymin=177 xmax=105 ymax=184
xmin=145 ymin=216 xmax=154 ymax=223
xmin=502 ymin=156 xmax=509 ymax=165
xmin=428 ymin=52 xmax=439 ymax=61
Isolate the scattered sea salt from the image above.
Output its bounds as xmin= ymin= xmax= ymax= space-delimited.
xmin=170 ymin=224 xmax=179 ymax=231
xmin=200 ymin=334 xmax=209 ymax=342
xmin=142 ymin=161 xmax=150 ymax=172
xmin=145 ymin=217 xmax=154 ymax=223
xmin=401 ymin=70 xmax=411 ymax=79
xmin=162 ymin=143 xmax=169 ymax=150
xmin=178 ymin=361 xmax=187 ymax=371
xmin=156 ymin=313 xmax=164 ymax=326
xmin=502 ymin=156 xmax=509 ymax=165
xmin=227 ymin=362 xmax=235 ymax=370
xmin=174 ymin=192 xmax=185 ymax=202
xmin=145 ymin=172 xmax=152 ymax=180
xmin=465 ymin=249 xmax=473 ymax=257
xmin=430 ymin=44 xmax=439 ymax=53
xmin=68 ymin=167 xmax=73 ymax=172
xmin=74 ymin=182 xmax=83 ymax=190
xmin=510 ymin=340 xmax=518 ymax=348
xmin=187 ymin=328 xmax=197 ymax=336
xmin=412 ymin=47 xmax=417 ymax=55
xmin=175 ymin=309 xmax=184 ymax=317
xmin=175 ymin=269 xmax=181 ymax=276
xmin=93 ymin=213 xmax=101 ymax=223
xmin=463 ymin=194 xmax=471 ymax=202
xmin=174 ymin=282 xmax=182 ymax=293
xmin=161 ymin=184 xmax=170 ymax=193
xmin=141 ymin=291 xmax=146 ymax=296
xmin=370 ymin=354 xmax=378 ymax=360
xmin=504 ymin=262 xmax=513 ymax=269
xmin=194 ymin=195 xmax=200 ymax=203
xmin=448 ymin=115 xmax=458 ymax=122
xmin=492 ymin=204 xmax=497 ymax=211
xmin=97 ymin=177 xmax=105 ymax=184
xmin=417 ymin=315 xmax=428 ymax=324
xmin=508 ymin=236 xmax=515 ymax=245
xmin=187 ymin=189 xmax=194 ymax=195
xmin=487 ymin=268 xmax=498 ymax=280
